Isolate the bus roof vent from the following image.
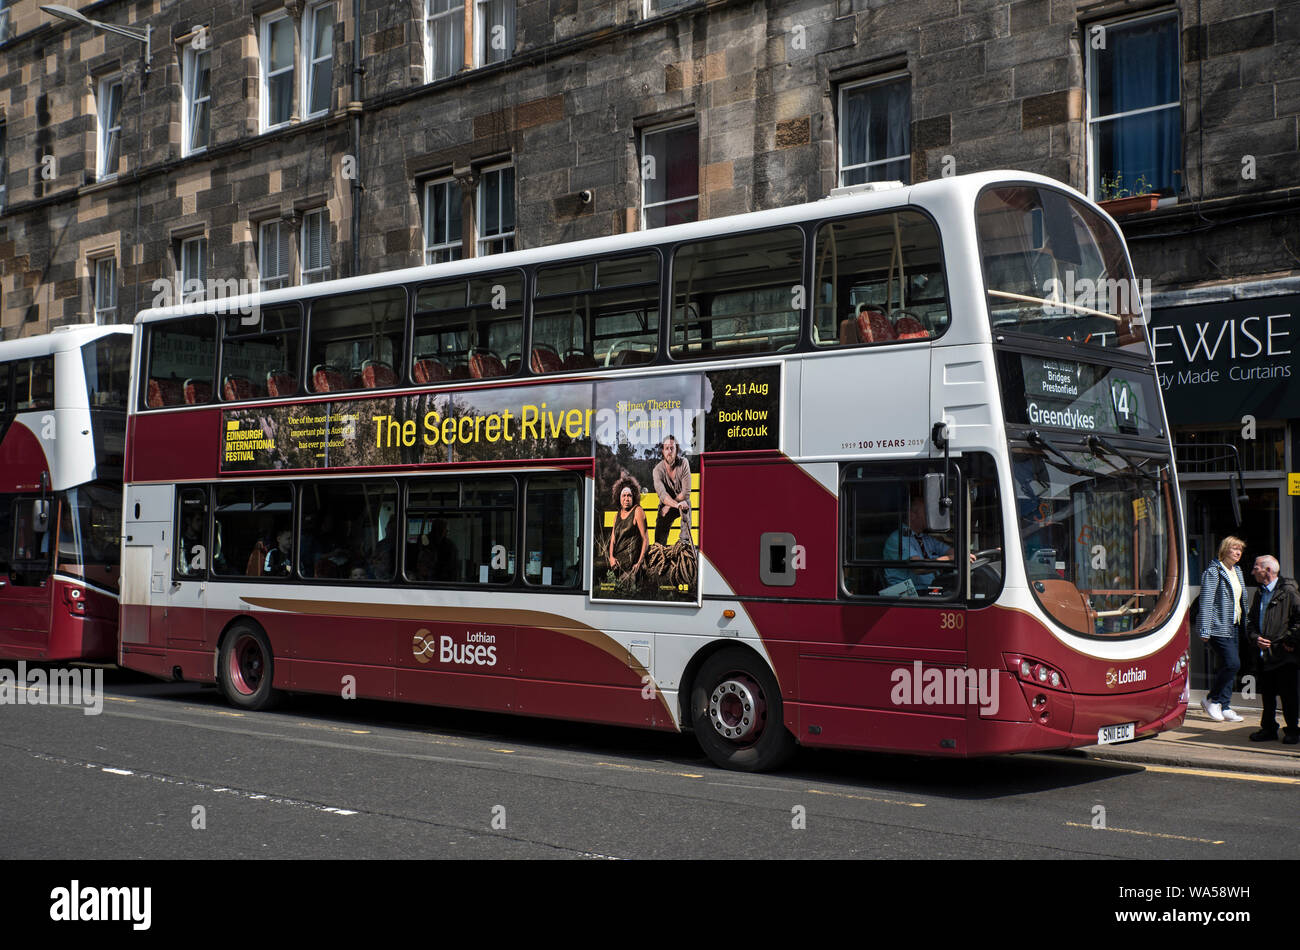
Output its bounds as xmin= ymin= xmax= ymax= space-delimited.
xmin=824 ymin=181 xmax=905 ymax=199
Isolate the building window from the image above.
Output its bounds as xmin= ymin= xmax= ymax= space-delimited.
xmin=259 ymin=220 xmax=292 ymax=291
xmin=0 ymin=122 xmax=6 ymax=212
xmin=838 ymin=75 xmax=911 ymax=186
xmin=182 ymin=45 xmax=211 ymax=155
xmin=0 ymin=1 xmax=10 ymax=44
xmin=475 ymin=0 xmax=514 ymax=66
xmin=477 ymin=165 xmax=515 ymax=255
xmin=423 ymin=178 xmax=464 ymax=264
xmin=91 ymin=257 xmax=117 ymax=324
xmin=641 ymin=122 xmax=698 ymax=229
xmin=425 ymin=0 xmax=465 ymax=81
xmin=180 ymin=237 xmax=207 ymax=301
xmin=1087 ymin=11 xmax=1181 ymax=199
xmin=96 ymin=78 xmax=123 ymax=180
xmin=261 ymin=11 xmax=295 ymax=131
xmin=304 ymin=3 xmax=334 ymax=118
xmin=301 ymin=209 xmax=331 ymax=283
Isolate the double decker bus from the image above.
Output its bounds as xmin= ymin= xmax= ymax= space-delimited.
xmin=119 ymin=170 xmax=1188 ymax=771
xmin=1 ymin=325 xmax=131 ymax=661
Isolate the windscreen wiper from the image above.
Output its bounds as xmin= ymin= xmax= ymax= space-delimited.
xmin=1087 ymin=434 xmax=1156 ymax=481
xmin=1025 ymin=430 xmax=1094 ymax=476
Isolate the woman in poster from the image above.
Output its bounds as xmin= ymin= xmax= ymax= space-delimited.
xmin=607 ymin=475 xmax=648 ymax=581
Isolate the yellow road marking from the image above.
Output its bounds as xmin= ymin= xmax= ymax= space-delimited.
xmin=1137 ymin=763 xmax=1300 ymax=785
xmin=492 ymin=748 xmax=515 ymax=754
xmin=595 ymin=761 xmax=704 ymax=779
xmin=107 ymin=697 xmax=138 ymax=703
xmin=1064 ymin=821 xmax=1224 ymax=844
xmin=1039 ymin=753 xmax=1300 ymax=786
xmin=807 ymin=787 xmax=927 ymax=808
xmin=292 ymin=721 xmax=371 ymax=735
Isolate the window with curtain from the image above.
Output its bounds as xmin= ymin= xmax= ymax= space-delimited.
xmin=475 ymin=0 xmax=515 ymax=66
xmin=1087 ymin=12 xmax=1181 ymax=199
xmin=838 ymin=76 xmax=911 ymax=186
xmin=301 ymin=209 xmax=331 ymax=283
xmin=426 ymin=0 xmax=465 ymax=80
xmin=641 ymin=122 xmax=698 ymax=229
xmin=259 ymin=221 xmax=292 ymax=291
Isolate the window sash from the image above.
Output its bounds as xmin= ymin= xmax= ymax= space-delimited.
xmin=181 ymin=238 xmax=207 ymax=301
xmin=477 ymin=166 xmax=515 ymax=255
xmin=305 ymin=3 xmax=334 ymax=117
xmin=93 ymin=257 xmax=117 ymax=322
xmin=423 ymin=178 xmax=464 ymax=264
xmin=184 ymin=48 xmax=211 ymax=154
xmin=263 ymin=13 xmax=295 ymax=129
xmin=98 ymin=79 xmax=123 ymax=179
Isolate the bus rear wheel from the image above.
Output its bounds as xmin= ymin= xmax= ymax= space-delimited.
xmin=691 ymin=648 xmax=795 ymax=772
xmin=219 ymin=624 xmax=281 ymax=711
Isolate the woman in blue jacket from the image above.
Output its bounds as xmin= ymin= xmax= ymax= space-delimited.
xmin=1198 ymin=536 xmax=1248 ymax=722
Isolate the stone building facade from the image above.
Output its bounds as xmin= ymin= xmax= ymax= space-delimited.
xmin=2 ymin=0 xmax=1291 ymax=334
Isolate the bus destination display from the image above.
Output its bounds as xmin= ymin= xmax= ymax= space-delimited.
xmin=1004 ymin=354 xmax=1160 ymax=437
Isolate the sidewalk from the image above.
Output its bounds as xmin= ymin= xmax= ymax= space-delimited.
xmin=1072 ymin=695 xmax=1300 ymax=777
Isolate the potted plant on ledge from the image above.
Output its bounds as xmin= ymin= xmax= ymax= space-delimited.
xmin=1097 ymin=174 xmax=1160 ymax=216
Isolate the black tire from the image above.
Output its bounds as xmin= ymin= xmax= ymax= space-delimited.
xmin=690 ymin=647 xmax=796 ymax=772
xmin=218 ymin=624 xmax=281 ymax=711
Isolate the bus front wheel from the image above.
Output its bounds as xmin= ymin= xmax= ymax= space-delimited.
xmin=691 ymin=648 xmax=795 ymax=772
xmin=219 ymin=624 xmax=281 ymax=711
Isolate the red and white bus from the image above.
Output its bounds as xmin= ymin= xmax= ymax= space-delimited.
xmin=119 ymin=171 xmax=1188 ymax=770
xmin=1 ymin=325 xmax=131 ymax=661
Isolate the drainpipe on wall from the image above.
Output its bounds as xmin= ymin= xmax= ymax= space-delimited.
xmin=350 ymin=0 xmax=362 ymax=276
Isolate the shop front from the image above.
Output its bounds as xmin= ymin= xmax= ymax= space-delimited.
xmin=1148 ymin=285 xmax=1300 ymax=696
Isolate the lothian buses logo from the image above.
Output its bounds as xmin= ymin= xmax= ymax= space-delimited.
xmin=1105 ymin=666 xmax=1148 ymax=688
xmin=412 ymin=629 xmax=498 ymax=667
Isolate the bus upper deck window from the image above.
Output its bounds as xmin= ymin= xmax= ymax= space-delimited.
xmin=671 ymin=227 xmax=802 ymax=361
xmin=534 ymin=253 xmax=658 ymax=372
xmin=413 ymin=273 xmax=524 ymax=382
xmin=813 ymin=210 xmax=949 ymax=348
xmin=307 ymin=288 xmax=406 ymax=394
xmin=145 ymin=317 xmax=215 ymax=408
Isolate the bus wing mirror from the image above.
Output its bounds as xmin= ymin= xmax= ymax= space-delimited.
xmin=31 ymin=499 xmax=50 ymax=533
xmin=924 ymin=472 xmax=951 ymax=533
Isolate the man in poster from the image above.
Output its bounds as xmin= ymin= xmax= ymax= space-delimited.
xmin=653 ymin=434 xmax=694 ymax=547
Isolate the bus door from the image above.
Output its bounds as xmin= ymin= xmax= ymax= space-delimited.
xmin=167 ymin=486 xmax=211 ymax=647
xmin=0 ymin=495 xmax=54 ymax=655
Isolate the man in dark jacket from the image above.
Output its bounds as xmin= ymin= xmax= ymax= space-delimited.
xmin=1246 ymin=555 xmax=1300 ymax=744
